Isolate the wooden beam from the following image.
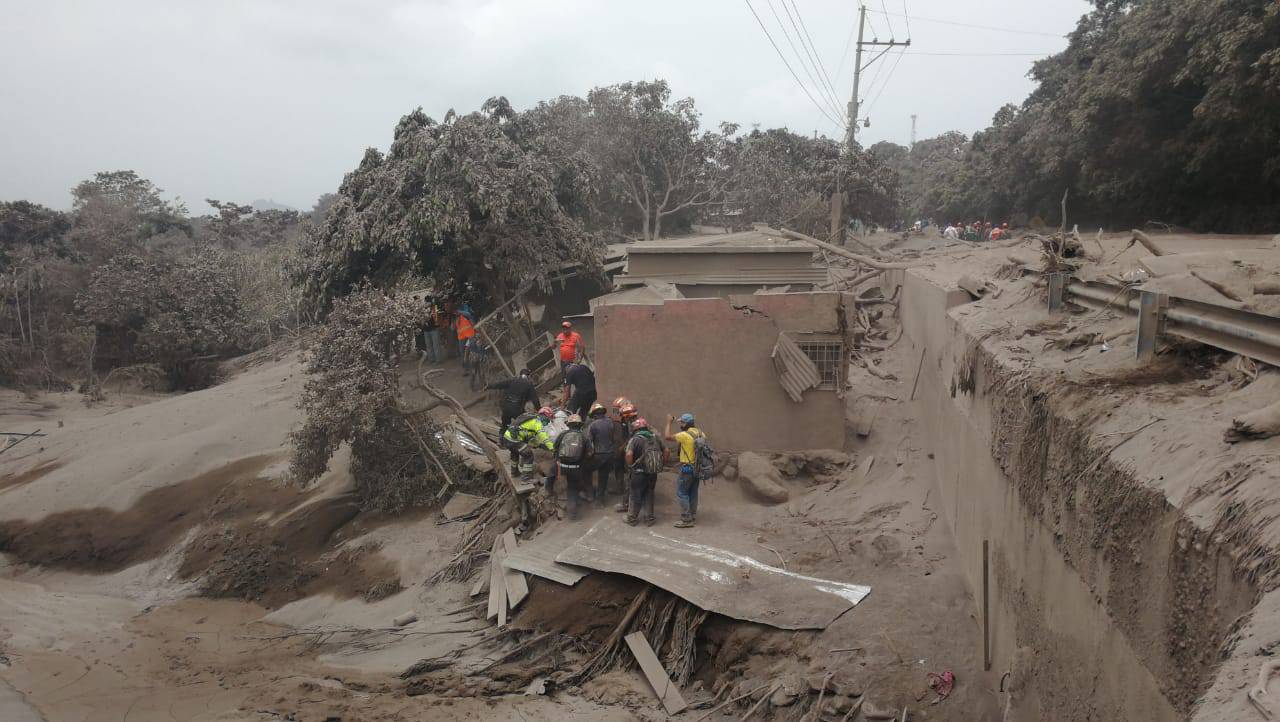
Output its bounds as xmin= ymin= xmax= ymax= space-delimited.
xmin=501 ymin=528 xmax=529 ymax=610
xmin=486 ymin=535 xmax=506 ymax=622
xmin=624 ymin=631 xmax=688 ymax=715
xmin=775 ymin=227 xmax=914 ymax=270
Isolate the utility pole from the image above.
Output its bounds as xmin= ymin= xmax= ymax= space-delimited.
xmin=845 ymin=5 xmax=911 ymax=144
xmin=833 ymin=5 xmax=911 ymax=244
xmin=911 ymin=114 xmax=918 ymax=147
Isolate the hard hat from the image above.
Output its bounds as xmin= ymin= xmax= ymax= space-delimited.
xmin=567 ymin=414 xmax=583 ymax=426
xmin=561 ymin=321 xmax=572 ymax=329
xmin=619 ymin=403 xmax=637 ymax=419
xmin=589 ymin=402 xmax=607 ymax=416
xmin=611 ymin=396 xmax=631 ymax=410
xmin=679 ymin=413 xmax=695 ymax=426
xmin=538 ymin=406 xmax=554 ymax=418
xmin=632 ymin=417 xmax=649 ymax=430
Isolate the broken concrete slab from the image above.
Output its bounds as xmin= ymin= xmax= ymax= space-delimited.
xmin=736 ymin=451 xmax=790 ymax=503
xmin=556 ymin=518 xmax=870 ymax=630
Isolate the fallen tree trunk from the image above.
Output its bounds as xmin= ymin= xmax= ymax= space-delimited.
xmin=415 ymin=368 xmax=519 ymax=496
xmin=1131 ymin=229 xmax=1170 ymax=257
xmin=774 ymin=227 xmax=915 ymax=270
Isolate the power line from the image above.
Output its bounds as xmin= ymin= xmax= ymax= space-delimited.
xmin=764 ymin=0 xmax=846 ymax=121
xmin=900 ymin=50 xmax=1054 ymax=56
xmin=879 ymin=0 xmax=895 ymax=38
xmin=785 ymin=0 xmax=843 ymax=117
xmin=743 ymin=0 xmax=846 ymax=131
xmin=833 ymin=16 xmax=859 ymax=88
xmin=865 ymin=49 xmax=905 ymax=115
xmin=867 ymin=9 xmax=1066 ymax=38
xmin=901 ymin=0 xmax=912 ymax=39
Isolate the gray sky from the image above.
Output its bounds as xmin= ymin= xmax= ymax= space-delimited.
xmin=1 ymin=0 xmax=1090 ymax=214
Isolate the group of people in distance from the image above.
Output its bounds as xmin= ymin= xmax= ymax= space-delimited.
xmin=418 ymin=297 xmax=480 ymax=372
xmin=490 ymin=320 xmax=714 ymax=528
xmin=942 ymin=220 xmax=1011 ymax=242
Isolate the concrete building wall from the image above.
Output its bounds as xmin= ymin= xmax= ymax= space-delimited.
xmin=626 ymin=250 xmax=815 ymax=277
xmin=594 ymin=293 xmax=848 ymax=452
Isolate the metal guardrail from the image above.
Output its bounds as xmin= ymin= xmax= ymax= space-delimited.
xmin=1045 ymin=273 xmax=1280 ymax=367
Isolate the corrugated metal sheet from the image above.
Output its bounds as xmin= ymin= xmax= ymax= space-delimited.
xmin=772 ymin=332 xmax=821 ymax=403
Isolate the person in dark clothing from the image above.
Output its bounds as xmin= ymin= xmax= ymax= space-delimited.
xmin=585 ymin=403 xmax=620 ymax=508
xmin=552 ymin=414 xmax=592 ymax=521
xmin=561 ymin=362 xmax=597 ymax=418
xmin=613 ymin=402 xmax=638 ymax=513
xmin=487 ymin=368 xmax=540 ymax=432
xmin=624 ymin=417 xmax=663 ymax=526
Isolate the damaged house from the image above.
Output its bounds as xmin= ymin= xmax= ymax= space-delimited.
xmin=588 ymin=230 xmax=853 ymax=451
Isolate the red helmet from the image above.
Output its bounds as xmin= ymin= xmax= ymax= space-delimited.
xmin=619 ymin=403 xmax=637 ymax=419
xmin=631 ymin=417 xmax=649 ymax=430
xmin=538 ymin=406 xmax=554 ymax=418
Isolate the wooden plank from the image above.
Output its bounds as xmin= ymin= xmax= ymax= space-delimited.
xmin=503 ymin=547 xmax=591 ymax=586
xmin=486 ymin=536 xmax=506 ymax=622
xmin=501 ymin=528 xmax=530 ymax=610
xmin=624 ymin=631 xmax=688 ymax=715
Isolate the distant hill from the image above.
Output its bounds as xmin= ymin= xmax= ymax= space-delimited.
xmin=250 ymin=198 xmax=296 ymax=212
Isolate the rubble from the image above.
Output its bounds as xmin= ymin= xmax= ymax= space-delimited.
xmin=736 ymin=451 xmax=791 ymax=503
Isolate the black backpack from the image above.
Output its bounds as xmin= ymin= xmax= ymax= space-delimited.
xmin=557 ymin=429 xmax=587 ymax=464
xmin=638 ymin=433 xmax=664 ymax=474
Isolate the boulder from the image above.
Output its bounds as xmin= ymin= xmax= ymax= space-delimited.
xmin=737 ymin=452 xmax=790 ymax=504
xmin=722 ymin=456 xmax=739 ymax=481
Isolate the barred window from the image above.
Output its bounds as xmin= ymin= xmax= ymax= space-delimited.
xmin=797 ymin=340 xmax=843 ymax=390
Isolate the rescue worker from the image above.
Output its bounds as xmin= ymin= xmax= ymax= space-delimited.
xmin=551 ymin=414 xmax=591 ymax=520
xmin=624 ymin=417 xmax=664 ymax=526
xmin=613 ymin=402 xmax=639 ymax=514
xmin=555 ymin=321 xmax=583 ymax=367
xmin=455 ymin=308 xmax=476 ymax=374
xmin=561 ymin=361 xmax=597 ymax=418
xmin=486 ymin=367 xmax=540 ymax=433
xmin=665 ymin=413 xmax=705 ymax=528
xmin=586 ymin=402 xmax=620 ymax=508
xmin=502 ymin=406 xmax=554 ymax=479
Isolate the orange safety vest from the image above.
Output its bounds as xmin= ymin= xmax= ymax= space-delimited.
xmin=456 ymin=314 xmax=475 ymax=340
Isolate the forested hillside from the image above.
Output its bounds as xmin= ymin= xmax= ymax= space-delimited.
xmin=872 ymin=0 xmax=1280 ymax=230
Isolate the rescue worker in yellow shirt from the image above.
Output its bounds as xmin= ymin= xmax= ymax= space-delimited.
xmin=502 ymin=406 xmax=554 ymax=479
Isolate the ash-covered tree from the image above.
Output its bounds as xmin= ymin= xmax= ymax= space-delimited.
xmin=887 ymin=0 xmax=1280 ymax=230
xmin=69 ymin=171 xmax=190 ymax=260
xmin=726 ymin=128 xmax=900 ymax=236
xmin=76 ymin=248 xmax=246 ymax=388
xmin=0 ymin=201 xmax=72 ymax=272
xmin=289 ymin=289 xmax=476 ymax=510
xmin=585 ymin=80 xmax=733 ymax=240
xmin=205 ymin=199 xmax=255 ymax=247
xmin=304 ymin=97 xmax=603 ymax=313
